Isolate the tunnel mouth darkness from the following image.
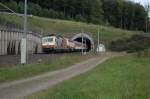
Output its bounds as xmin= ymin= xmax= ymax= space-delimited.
xmin=74 ymin=38 xmax=91 ymax=51
xmin=72 ymin=33 xmax=94 ymax=52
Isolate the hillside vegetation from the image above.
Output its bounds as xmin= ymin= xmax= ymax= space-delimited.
xmin=0 ymin=14 xmax=137 ymax=44
xmin=1 ymin=0 xmax=149 ymax=32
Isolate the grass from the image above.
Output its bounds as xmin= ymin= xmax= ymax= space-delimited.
xmin=0 ymin=53 xmax=96 ymax=83
xmin=27 ymin=55 xmax=150 ymax=99
xmin=0 ymin=14 xmax=138 ymax=44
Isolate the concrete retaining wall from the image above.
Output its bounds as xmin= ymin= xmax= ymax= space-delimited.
xmin=0 ymin=29 xmax=42 ymax=55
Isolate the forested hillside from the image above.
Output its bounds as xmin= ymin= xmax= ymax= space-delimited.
xmin=0 ymin=0 xmax=149 ymax=32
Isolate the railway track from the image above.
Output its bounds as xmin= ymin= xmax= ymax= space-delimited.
xmin=0 ymin=53 xmax=77 ymax=67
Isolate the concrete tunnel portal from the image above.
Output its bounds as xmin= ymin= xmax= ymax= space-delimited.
xmin=71 ymin=33 xmax=94 ymax=51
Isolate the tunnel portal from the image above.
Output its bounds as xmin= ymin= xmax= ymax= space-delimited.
xmin=71 ymin=33 xmax=94 ymax=51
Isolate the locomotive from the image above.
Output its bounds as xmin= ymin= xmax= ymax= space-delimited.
xmin=42 ymin=34 xmax=87 ymax=53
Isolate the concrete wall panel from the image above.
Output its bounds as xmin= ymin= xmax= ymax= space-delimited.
xmin=0 ymin=29 xmax=42 ymax=55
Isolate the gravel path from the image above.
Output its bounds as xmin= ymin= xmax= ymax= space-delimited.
xmin=0 ymin=53 xmax=114 ymax=99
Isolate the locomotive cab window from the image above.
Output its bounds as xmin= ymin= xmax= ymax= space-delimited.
xmin=48 ymin=38 xmax=53 ymax=42
xmin=42 ymin=37 xmax=54 ymax=43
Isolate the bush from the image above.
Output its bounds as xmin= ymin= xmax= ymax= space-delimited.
xmin=58 ymin=12 xmax=65 ymax=19
xmin=4 ymin=1 xmax=18 ymax=12
xmin=75 ymin=14 xmax=86 ymax=22
xmin=91 ymin=17 xmax=103 ymax=24
xmin=18 ymin=2 xmax=24 ymax=13
xmin=48 ymin=9 xmax=59 ymax=18
xmin=109 ymin=34 xmax=150 ymax=53
xmin=110 ymin=39 xmax=127 ymax=52
xmin=28 ymin=2 xmax=42 ymax=15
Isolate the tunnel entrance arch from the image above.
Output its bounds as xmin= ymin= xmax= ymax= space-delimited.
xmin=71 ymin=33 xmax=94 ymax=51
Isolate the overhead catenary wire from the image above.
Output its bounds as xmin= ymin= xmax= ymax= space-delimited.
xmin=0 ymin=2 xmax=17 ymax=14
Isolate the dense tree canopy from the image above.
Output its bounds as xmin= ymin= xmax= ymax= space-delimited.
xmin=0 ymin=0 xmax=149 ymax=32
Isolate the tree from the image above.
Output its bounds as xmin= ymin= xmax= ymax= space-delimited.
xmin=90 ymin=0 xmax=103 ymax=24
xmin=0 ymin=0 xmax=149 ymax=32
xmin=145 ymin=2 xmax=150 ymax=32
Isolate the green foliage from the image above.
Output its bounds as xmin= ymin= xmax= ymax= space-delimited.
xmin=110 ymin=34 xmax=150 ymax=53
xmin=75 ymin=14 xmax=86 ymax=22
xmin=102 ymin=0 xmax=148 ymax=31
xmin=0 ymin=0 xmax=148 ymax=32
xmin=0 ymin=14 xmax=136 ymax=44
xmin=17 ymin=2 xmax=24 ymax=13
xmin=5 ymin=1 xmax=18 ymax=12
xmin=28 ymin=2 xmax=42 ymax=16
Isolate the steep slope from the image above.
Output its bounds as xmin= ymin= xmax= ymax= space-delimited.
xmin=0 ymin=13 xmax=138 ymax=43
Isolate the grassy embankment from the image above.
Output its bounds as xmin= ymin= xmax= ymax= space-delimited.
xmin=0 ymin=14 xmax=138 ymax=44
xmin=0 ymin=53 xmax=96 ymax=83
xmin=27 ymin=55 xmax=150 ymax=99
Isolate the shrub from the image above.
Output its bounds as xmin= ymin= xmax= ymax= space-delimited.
xmin=110 ymin=39 xmax=127 ymax=52
xmin=75 ymin=14 xmax=86 ymax=22
xmin=109 ymin=34 xmax=150 ymax=53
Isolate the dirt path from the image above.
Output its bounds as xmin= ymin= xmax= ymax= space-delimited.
xmin=0 ymin=53 xmax=115 ymax=99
